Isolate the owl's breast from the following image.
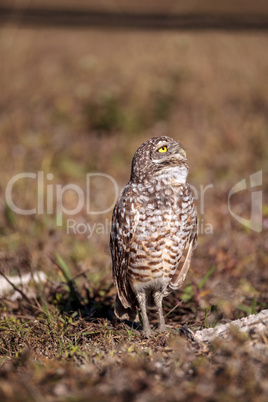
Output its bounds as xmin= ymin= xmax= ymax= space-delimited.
xmin=127 ymin=192 xmax=195 ymax=288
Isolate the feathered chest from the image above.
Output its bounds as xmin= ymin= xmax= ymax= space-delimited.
xmin=125 ymin=179 xmax=195 ymax=234
xmin=113 ymin=178 xmax=197 ymax=286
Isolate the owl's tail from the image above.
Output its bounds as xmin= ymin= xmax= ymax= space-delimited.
xmin=114 ymin=294 xmax=137 ymax=322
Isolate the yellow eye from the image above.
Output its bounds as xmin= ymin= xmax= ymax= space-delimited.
xmin=158 ymin=146 xmax=167 ymax=153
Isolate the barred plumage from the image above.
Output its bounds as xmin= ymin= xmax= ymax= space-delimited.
xmin=110 ymin=136 xmax=197 ymax=337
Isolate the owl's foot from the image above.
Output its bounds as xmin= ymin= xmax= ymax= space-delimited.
xmin=156 ymin=323 xmax=167 ymax=333
xmin=142 ymin=328 xmax=152 ymax=338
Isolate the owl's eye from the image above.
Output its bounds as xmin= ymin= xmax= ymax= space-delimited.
xmin=157 ymin=146 xmax=167 ymax=153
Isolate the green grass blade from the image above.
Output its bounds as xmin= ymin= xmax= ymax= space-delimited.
xmin=56 ymin=253 xmax=72 ymax=282
xmin=198 ymin=265 xmax=216 ymax=290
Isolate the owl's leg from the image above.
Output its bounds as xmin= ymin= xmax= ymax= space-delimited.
xmin=136 ymin=291 xmax=151 ymax=337
xmin=153 ymin=291 xmax=166 ymax=333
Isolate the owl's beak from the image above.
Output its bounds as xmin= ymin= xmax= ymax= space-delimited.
xmin=173 ymin=147 xmax=187 ymax=161
xmin=179 ymin=148 xmax=187 ymax=159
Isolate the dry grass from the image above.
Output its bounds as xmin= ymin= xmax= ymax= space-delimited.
xmin=0 ymin=24 xmax=268 ymax=401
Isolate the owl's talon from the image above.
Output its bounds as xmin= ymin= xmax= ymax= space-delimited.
xmin=142 ymin=330 xmax=152 ymax=338
xmin=156 ymin=324 xmax=167 ymax=333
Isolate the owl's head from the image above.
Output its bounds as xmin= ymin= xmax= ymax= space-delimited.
xmin=130 ymin=136 xmax=188 ymax=183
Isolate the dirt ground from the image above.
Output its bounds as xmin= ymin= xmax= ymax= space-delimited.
xmin=0 ymin=18 xmax=268 ymax=402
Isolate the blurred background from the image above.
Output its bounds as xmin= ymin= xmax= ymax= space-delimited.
xmin=0 ymin=0 xmax=268 ymax=324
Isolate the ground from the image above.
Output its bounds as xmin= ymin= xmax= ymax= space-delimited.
xmin=0 ymin=18 xmax=268 ymax=401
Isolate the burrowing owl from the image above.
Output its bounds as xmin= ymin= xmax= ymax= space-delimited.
xmin=110 ymin=136 xmax=197 ymax=337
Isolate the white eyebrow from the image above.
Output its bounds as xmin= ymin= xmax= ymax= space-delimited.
xmin=155 ymin=142 xmax=168 ymax=150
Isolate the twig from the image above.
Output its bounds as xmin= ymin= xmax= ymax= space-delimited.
xmin=165 ymin=300 xmax=184 ymax=318
xmin=0 ymin=270 xmax=32 ymax=304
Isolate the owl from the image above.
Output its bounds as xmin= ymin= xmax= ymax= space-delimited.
xmin=110 ymin=136 xmax=197 ymax=337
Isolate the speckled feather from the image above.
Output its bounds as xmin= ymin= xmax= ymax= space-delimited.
xmin=110 ymin=136 xmax=197 ymax=335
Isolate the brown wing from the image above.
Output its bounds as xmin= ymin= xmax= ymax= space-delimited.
xmin=168 ymin=204 xmax=198 ymax=293
xmin=110 ymin=184 xmax=139 ymax=320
